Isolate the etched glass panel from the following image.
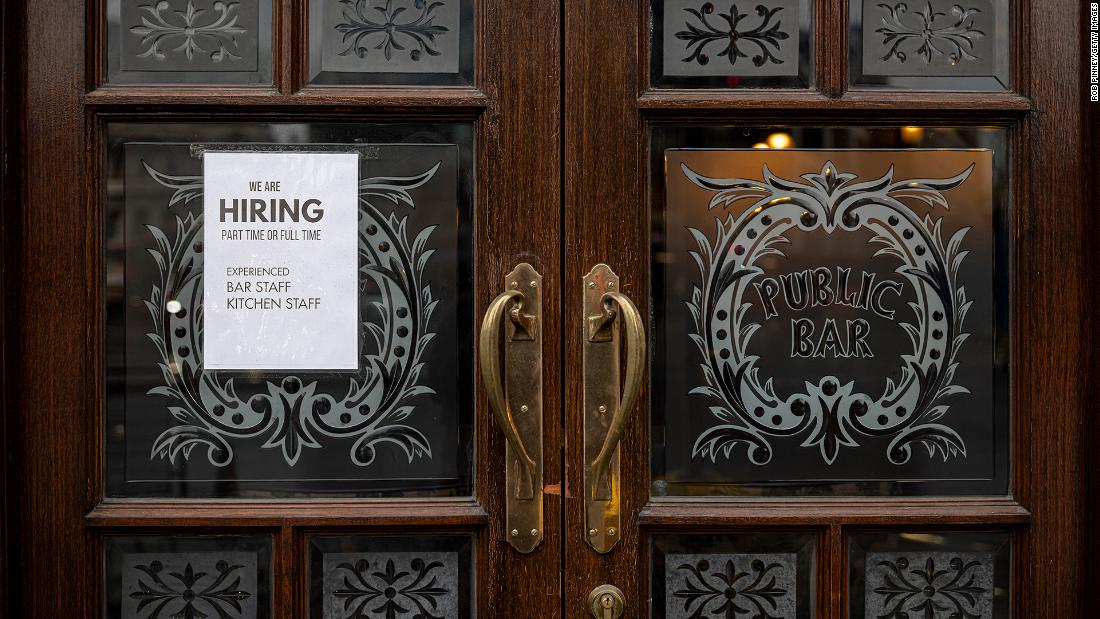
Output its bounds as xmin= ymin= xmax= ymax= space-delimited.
xmin=105 ymin=535 xmax=272 ymax=618
xmin=652 ymin=533 xmax=816 ymax=618
xmin=848 ymin=531 xmax=1011 ymax=618
xmin=651 ymin=0 xmax=813 ymax=89
xmin=849 ymin=0 xmax=1009 ymax=90
xmin=651 ymin=126 xmax=1010 ymax=497
xmin=309 ymin=535 xmax=473 ymax=619
xmin=106 ymin=0 xmax=273 ymax=85
xmin=105 ymin=122 xmax=474 ymax=497
xmin=308 ymin=0 xmax=475 ymax=86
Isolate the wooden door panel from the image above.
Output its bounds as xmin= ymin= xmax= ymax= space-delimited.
xmin=565 ymin=0 xmax=1087 ymax=617
xmin=16 ymin=0 xmax=562 ymax=616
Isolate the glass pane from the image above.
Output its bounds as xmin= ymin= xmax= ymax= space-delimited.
xmin=106 ymin=0 xmax=273 ymax=85
xmin=650 ymin=0 xmax=813 ymax=89
xmin=105 ymin=122 xmax=475 ymax=497
xmin=308 ymin=0 xmax=475 ymax=86
xmin=651 ymin=126 xmax=1010 ymax=497
xmin=848 ymin=531 xmax=1011 ymax=618
xmin=309 ymin=534 xmax=474 ymax=619
xmin=652 ymin=532 xmax=816 ymax=618
xmin=849 ymin=0 xmax=1009 ymax=90
xmin=105 ymin=535 xmax=272 ymax=618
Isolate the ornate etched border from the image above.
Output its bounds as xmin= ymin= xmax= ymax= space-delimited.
xmin=684 ymin=161 xmax=975 ymax=465
xmin=335 ymin=0 xmax=451 ymax=62
xmin=140 ymin=161 xmax=442 ymax=469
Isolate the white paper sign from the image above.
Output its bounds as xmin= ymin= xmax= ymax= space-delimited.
xmin=203 ymin=152 xmax=359 ymax=370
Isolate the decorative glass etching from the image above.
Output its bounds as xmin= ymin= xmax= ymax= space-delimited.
xmin=309 ymin=535 xmax=473 ymax=619
xmin=850 ymin=0 xmax=1009 ymax=89
xmin=323 ymin=553 xmax=458 ymax=617
xmin=652 ymin=533 xmax=815 ymax=618
xmin=667 ymin=554 xmax=796 ymax=618
xmin=652 ymin=0 xmax=812 ymax=88
xmin=866 ymin=552 xmax=993 ymax=618
xmin=685 ymin=157 xmax=982 ymax=467
xmin=107 ymin=0 xmax=272 ymax=84
xmin=848 ymin=531 xmax=1010 ymax=618
xmin=308 ymin=0 xmax=474 ymax=86
xmin=651 ymin=127 xmax=1009 ymax=497
xmin=105 ymin=123 xmax=474 ymax=498
xmin=106 ymin=536 xmax=272 ymax=619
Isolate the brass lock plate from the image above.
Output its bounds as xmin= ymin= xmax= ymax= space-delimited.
xmin=583 ymin=264 xmax=622 ymax=553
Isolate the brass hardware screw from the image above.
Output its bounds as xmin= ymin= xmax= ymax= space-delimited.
xmin=607 ymin=528 xmax=617 ymax=537
xmin=588 ymin=528 xmax=598 ymax=536
xmin=520 ymin=405 xmax=529 ymax=413
xmin=597 ymin=405 xmax=607 ymax=413
xmin=530 ymin=529 xmax=539 ymax=536
xmin=511 ymin=529 xmax=519 ymax=537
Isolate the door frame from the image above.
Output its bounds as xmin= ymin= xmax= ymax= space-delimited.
xmin=1 ymin=0 xmax=19 ymax=613
xmin=564 ymin=0 xmax=1094 ymax=616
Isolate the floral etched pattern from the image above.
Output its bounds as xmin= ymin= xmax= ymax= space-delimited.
xmin=130 ymin=559 xmax=252 ymax=618
xmin=684 ymin=161 xmax=976 ymax=466
xmin=676 ymin=3 xmax=790 ymax=68
xmin=335 ymin=0 xmax=450 ymax=62
xmin=140 ymin=161 xmax=442 ymax=469
xmin=130 ymin=0 xmax=248 ymax=63
xmin=875 ymin=2 xmax=986 ymax=65
xmin=668 ymin=554 xmax=796 ymax=618
xmin=329 ymin=555 xmax=456 ymax=618
xmin=867 ymin=553 xmax=993 ymax=618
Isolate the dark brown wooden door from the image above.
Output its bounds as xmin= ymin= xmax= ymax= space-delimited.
xmin=564 ymin=1 xmax=1091 ymax=618
xmin=14 ymin=1 xmax=562 ymax=617
xmin=10 ymin=0 xmax=1095 ymax=617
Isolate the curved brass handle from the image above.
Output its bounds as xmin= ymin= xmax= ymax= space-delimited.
xmin=587 ymin=291 xmax=646 ymax=499
xmin=479 ymin=289 xmax=537 ymax=500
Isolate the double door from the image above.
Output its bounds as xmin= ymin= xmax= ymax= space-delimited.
xmin=12 ymin=0 xmax=1091 ymax=617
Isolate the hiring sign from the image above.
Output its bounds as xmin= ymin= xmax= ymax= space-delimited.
xmin=202 ymin=151 xmax=359 ymax=371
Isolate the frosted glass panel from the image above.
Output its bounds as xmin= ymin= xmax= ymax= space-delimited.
xmin=105 ymin=122 xmax=475 ymax=497
xmin=308 ymin=0 xmax=475 ymax=86
xmin=106 ymin=0 xmax=273 ymax=84
xmin=651 ymin=126 xmax=1009 ymax=497
xmin=309 ymin=535 xmax=474 ymax=619
xmin=849 ymin=0 xmax=1010 ymax=90
xmin=652 ymin=532 xmax=816 ymax=618
xmin=848 ymin=531 xmax=1011 ymax=618
xmin=105 ymin=535 xmax=272 ymax=619
xmin=651 ymin=0 xmax=813 ymax=88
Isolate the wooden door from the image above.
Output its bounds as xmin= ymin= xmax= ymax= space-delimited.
xmin=9 ymin=0 xmax=1096 ymax=617
xmin=14 ymin=0 xmax=561 ymax=617
xmin=564 ymin=1 xmax=1091 ymax=618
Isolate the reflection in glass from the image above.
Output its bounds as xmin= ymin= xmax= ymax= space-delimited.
xmin=650 ymin=0 xmax=813 ymax=89
xmin=308 ymin=0 xmax=475 ymax=86
xmin=105 ymin=122 xmax=475 ymax=498
xmin=652 ymin=532 xmax=816 ymax=618
xmin=105 ymin=535 xmax=272 ymax=619
xmin=848 ymin=531 xmax=1010 ymax=618
xmin=849 ymin=0 xmax=1009 ymax=90
xmin=651 ymin=127 xmax=1010 ymax=497
xmin=309 ymin=535 xmax=473 ymax=619
xmin=105 ymin=0 xmax=273 ymax=85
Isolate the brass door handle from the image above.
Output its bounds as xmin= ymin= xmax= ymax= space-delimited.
xmin=478 ymin=263 xmax=544 ymax=553
xmin=587 ymin=291 xmax=645 ymax=498
xmin=583 ymin=264 xmax=646 ymax=553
